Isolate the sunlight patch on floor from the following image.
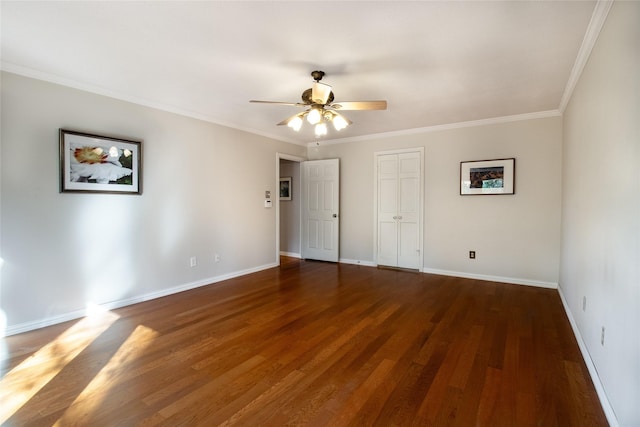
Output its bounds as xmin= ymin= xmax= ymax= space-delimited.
xmin=53 ymin=324 xmax=159 ymax=425
xmin=0 ymin=307 xmax=119 ymax=424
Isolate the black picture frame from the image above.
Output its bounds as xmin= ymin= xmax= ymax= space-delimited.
xmin=460 ymin=158 xmax=515 ymax=195
xmin=59 ymin=129 xmax=142 ymax=194
xmin=279 ymin=177 xmax=292 ymax=200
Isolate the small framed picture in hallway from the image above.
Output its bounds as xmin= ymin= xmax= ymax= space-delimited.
xmin=279 ymin=177 xmax=292 ymax=201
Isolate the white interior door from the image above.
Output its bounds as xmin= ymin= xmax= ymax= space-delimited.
xmin=376 ymin=150 xmax=422 ymax=270
xmin=302 ymin=159 xmax=340 ymax=262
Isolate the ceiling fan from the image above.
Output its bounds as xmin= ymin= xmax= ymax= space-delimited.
xmin=250 ymin=70 xmax=387 ymax=137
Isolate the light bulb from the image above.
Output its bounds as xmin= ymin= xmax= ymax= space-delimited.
xmin=332 ymin=114 xmax=349 ymax=131
xmin=287 ymin=115 xmax=303 ymax=132
xmin=315 ymin=122 xmax=327 ymax=137
xmin=307 ymin=108 xmax=321 ymax=125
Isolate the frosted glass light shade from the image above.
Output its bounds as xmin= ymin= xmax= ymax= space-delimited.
xmin=307 ymin=108 xmax=321 ymax=125
xmin=287 ymin=115 xmax=303 ymax=131
xmin=315 ymin=122 xmax=327 ymax=137
xmin=312 ymin=82 xmax=332 ymax=104
xmin=332 ymin=114 xmax=349 ymax=131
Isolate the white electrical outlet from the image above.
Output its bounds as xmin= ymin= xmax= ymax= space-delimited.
xmin=190 ymin=256 xmax=197 ymax=267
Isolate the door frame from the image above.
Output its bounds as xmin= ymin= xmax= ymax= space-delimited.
xmin=276 ymin=153 xmax=305 ymax=266
xmin=373 ymin=147 xmax=424 ymax=269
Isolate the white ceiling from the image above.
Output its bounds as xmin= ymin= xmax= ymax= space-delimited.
xmin=1 ymin=1 xmax=599 ymax=145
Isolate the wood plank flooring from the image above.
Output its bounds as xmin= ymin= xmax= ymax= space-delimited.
xmin=1 ymin=258 xmax=608 ymax=426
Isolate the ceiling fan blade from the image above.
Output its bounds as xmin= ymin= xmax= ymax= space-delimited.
xmin=330 ymin=100 xmax=387 ymax=110
xmin=250 ymin=100 xmax=307 ymax=107
xmin=311 ymin=82 xmax=332 ymax=104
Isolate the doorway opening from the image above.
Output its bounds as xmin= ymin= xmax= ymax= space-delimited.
xmin=276 ymin=153 xmax=304 ymax=265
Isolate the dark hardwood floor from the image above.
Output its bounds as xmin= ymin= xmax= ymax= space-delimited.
xmin=1 ymin=258 xmax=608 ymax=426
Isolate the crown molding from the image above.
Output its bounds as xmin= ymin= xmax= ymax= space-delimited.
xmin=0 ymin=62 xmax=562 ymax=149
xmin=308 ymin=110 xmax=561 ymax=147
xmin=0 ymin=62 xmax=307 ymax=147
xmin=559 ymin=0 xmax=613 ymax=112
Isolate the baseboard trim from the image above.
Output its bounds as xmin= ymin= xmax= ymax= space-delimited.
xmin=422 ymin=268 xmax=558 ymax=289
xmin=557 ymin=286 xmax=619 ymax=427
xmin=339 ymin=258 xmax=377 ymax=267
xmin=3 ymin=262 xmax=278 ymax=337
xmin=279 ymin=251 xmax=301 ymax=258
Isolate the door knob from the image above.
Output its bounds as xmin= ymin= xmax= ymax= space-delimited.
xmin=333 ymin=213 xmax=338 ymax=218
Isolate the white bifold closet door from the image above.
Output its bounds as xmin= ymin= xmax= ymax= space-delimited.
xmin=377 ymin=151 xmax=422 ymax=270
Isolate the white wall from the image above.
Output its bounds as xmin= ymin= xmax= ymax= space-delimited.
xmin=309 ymin=116 xmax=562 ymax=286
xmin=0 ymin=71 xmax=305 ymax=334
xmin=560 ymin=2 xmax=640 ymax=425
xmin=279 ymin=159 xmax=300 ymax=256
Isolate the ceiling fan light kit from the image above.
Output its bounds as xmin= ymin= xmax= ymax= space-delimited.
xmin=250 ymin=70 xmax=387 ymax=138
